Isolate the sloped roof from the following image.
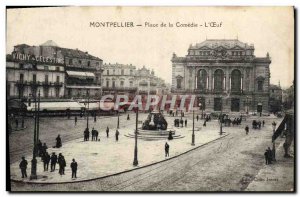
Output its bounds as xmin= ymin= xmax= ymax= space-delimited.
xmin=40 ymin=40 xmax=59 ymax=47
xmin=59 ymin=47 xmax=102 ymax=61
xmin=189 ymin=39 xmax=254 ymax=50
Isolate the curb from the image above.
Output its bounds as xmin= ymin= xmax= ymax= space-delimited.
xmin=11 ymin=133 xmax=229 ymax=185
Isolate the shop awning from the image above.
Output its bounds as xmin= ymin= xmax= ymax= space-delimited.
xmin=66 ymin=71 xmax=95 ymax=78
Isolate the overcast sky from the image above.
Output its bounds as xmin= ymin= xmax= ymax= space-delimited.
xmin=6 ymin=7 xmax=294 ymax=88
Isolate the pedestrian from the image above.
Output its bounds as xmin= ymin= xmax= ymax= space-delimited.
xmin=58 ymin=153 xmax=63 ymax=175
xmin=19 ymin=156 xmax=28 ymax=178
xmin=42 ymin=152 xmax=50 ymax=171
xmin=58 ymin=153 xmax=66 ymax=175
xmin=55 ymin=134 xmax=62 ymax=148
xmin=115 ymin=129 xmax=120 ymax=141
xmin=95 ymin=130 xmax=99 ymax=141
xmin=91 ymin=128 xmax=95 ymax=141
xmin=196 ymin=115 xmax=199 ymax=122
xmin=41 ymin=143 xmax=48 ymax=158
xmin=185 ymin=119 xmax=187 ymax=127
xmin=50 ymin=152 xmax=58 ymax=172
xmin=180 ymin=119 xmax=183 ymax=127
xmin=203 ymin=120 xmax=207 ymax=127
xmin=106 ymin=126 xmax=109 ymax=138
xmin=15 ymin=119 xmax=18 ymax=128
xmin=245 ymin=125 xmax=249 ymax=135
xmin=262 ymin=120 xmax=265 ymax=127
xmin=70 ymin=158 xmax=78 ymax=179
xmin=75 ymin=116 xmax=77 ymax=126
xmin=264 ymin=149 xmax=269 ymax=165
xmin=165 ymin=142 xmax=170 ymax=157
xmin=267 ymin=147 xmax=272 ymax=164
xmin=127 ymin=114 xmax=130 ymax=120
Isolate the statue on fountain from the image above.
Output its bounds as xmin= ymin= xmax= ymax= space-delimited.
xmin=142 ymin=111 xmax=168 ymax=130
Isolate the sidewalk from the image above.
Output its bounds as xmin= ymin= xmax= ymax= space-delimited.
xmin=245 ymin=139 xmax=294 ymax=191
xmin=10 ymin=119 xmax=227 ymax=184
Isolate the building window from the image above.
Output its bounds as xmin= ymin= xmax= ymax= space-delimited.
xmin=130 ymin=81 xmax=133 ymax=87
xmin=19 ymin=63 xmax=24 ymax=69
xmin=45 ymin=75 xmax=49 ymax=84
xmin=107 ymin=70 xmax=109 ymax=75
xmin=258 ymin=81 xmax=263 ymax=91
xmin=69 ymin=59 xmax=73 ymax=65
xmin=112 ymin=80 xmax=115 ymax=88
xmin=20 ymin=73 xmax=24 ymax=82
xmin=33 ymin=74 xmax=36 ymax=83
xmin=113 ymin=69 xmax=115 ymax=75
xmin=121 ymin=69 xmax=124 ymax=75
xmin=55 ymin=88 xmax=60 ymax=98
xmin=197 ymin=69 xmax=207 ymax=91
xmin=189 ymin=69 xmax=193 ymax=77
xmin=44 ymin=66 xmax=49 ymax=70
xmin=130 ymin=70 xmax=133 ymax=75
xmin=214 ymin=69 xmax=224 ymax=91
xmin=176 ymin=77 xmax=182 ymax=89
xmin=120 ymin=81 xmax=124 ymax=87
xmin=56 ymin=66 xmax=60 ymax=71
xmin=78 ymin=60 xmax=82 ymax=64
xmin=87 ymin=61 xmax=90 ymax=67
xmin=106 ymin=80 xmax=109 ymax=87
xmin=231 ymin=69 xmax=242 ymax=92
xmin=44 ymin=88 xmax=49 ymax=98
xmin=56 ymin=76 xmax=60 ymax=83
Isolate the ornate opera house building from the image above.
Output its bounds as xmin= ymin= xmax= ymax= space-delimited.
xmin=171 ymin=39 xmax=271 ymax=113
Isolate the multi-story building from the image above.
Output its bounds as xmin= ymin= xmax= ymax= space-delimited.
xmin=101 ymin=64 xmax=168 ymax=100
xmin=101 ymin=63 xmax=137 ymax=99
xmin=269 ymin=84 xmax=283 ymax=113
xmin=7 ymin=40 xmax=103 ymax=99
xmin=171 ymin=39 xmax=271 ymax=113
xmin=6 ymin=48 xmax=65 ymax=99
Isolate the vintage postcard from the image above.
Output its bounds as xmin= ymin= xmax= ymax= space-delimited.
xmin=6 ymin=6 xmax=295 ymax=192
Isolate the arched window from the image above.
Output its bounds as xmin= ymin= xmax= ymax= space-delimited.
xmin=197 ymin=69 xmax=207 ymax=91
xmin=214 ymin=69 xmax=224 ymax=91
xmin=231 ymin=69 xmax=242 ymax=92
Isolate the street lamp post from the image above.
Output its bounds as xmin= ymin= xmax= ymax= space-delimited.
xmin=117 ymin=110 xmax=120 ymax=129
xmin=36 ymin=90 xmax=40 ymax=146
xmin=86 ymin=90 xmax=90 ymax=131
xmin=30 ymin=92 xmax=38 ymax=179
xmin=220 ymin=99 xmax=223 ymax=135
xmin=192 ymin=107 xmax=195 ymax=146
xmin=246 ymin=96 xmax=249 ymax=114
xmin=133 ymin=107 xmax=139 ymax=166
xmin=272 ymin=123 xmax=276 ymax=161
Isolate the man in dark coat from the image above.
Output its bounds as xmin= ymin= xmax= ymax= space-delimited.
xmin=75 ymin=116 xmax=77 ymax=126
xmin=15 ymin=119 xmax=18 ymax=128
xmin=165 ymin=142 xmax=170 ymax=157
xmin=245 ymin=125 xmax=249 ymax=135
xmin=91 ymin=128 xmax=95 ymax=141
xmin=106 ymin=126 xmax=109 ymax=138
xmin=58 ymin=153 xmax=66 ymax=175
xmin=19 ymin=156 xmax=28 ymax=178
xmin=50 ymin=152 xmax=58 ymax=172
xmin=42 ymin=152 xmax=50 ymax=171
xmin=264 ymin=149 xmax=269 ymax=165
xmin=56 ymin=134 xmax=62 ymax=148
xmin=70 ymin=158 xmax=78 ymax=178
xmin=95 ymin=130 xmax=99 ymax=141
xmin=196 ymin=115 xmax=199 ymax=121
xmin=267 ymin=147 xmax=272 ymax=164
xmin=115 ymin=129 xmax=120 ymax=141
xmin=180 ymin=119 xmax=184 ymax=127
xmin=127 ymin=114 xmax=130 ymax=120
xmin=41 ymin=143 xmax=48 ymax=158
xmin=185 ymin=119 xmax=187 ymax=127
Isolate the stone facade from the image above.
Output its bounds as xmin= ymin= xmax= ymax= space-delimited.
xmin=102 ymin=64 xmax=168 ymax=100
xmin=171 ymin=39 xmax=271 ymax=113
xmin=7 ymin=40 xmax=103 ymax=99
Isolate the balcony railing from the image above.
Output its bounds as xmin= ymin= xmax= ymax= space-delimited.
xmin=102 ymin=86 xmax=138 ymax=92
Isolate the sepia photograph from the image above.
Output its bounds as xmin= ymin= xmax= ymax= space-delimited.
xmin=5 ymin=6 xmax=295 ymax=192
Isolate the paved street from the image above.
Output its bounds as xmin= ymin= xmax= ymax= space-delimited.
xmin=9 ymin=113 xmax=293 ymax=191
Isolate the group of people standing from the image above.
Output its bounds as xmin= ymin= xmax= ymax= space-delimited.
xmin=19 ymin=134 xmax=79 ymax=179
xmin=83 ymin=126 xmax=120 ymax=142
xmin=264 ymin=147 xmax=276 ymax=165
